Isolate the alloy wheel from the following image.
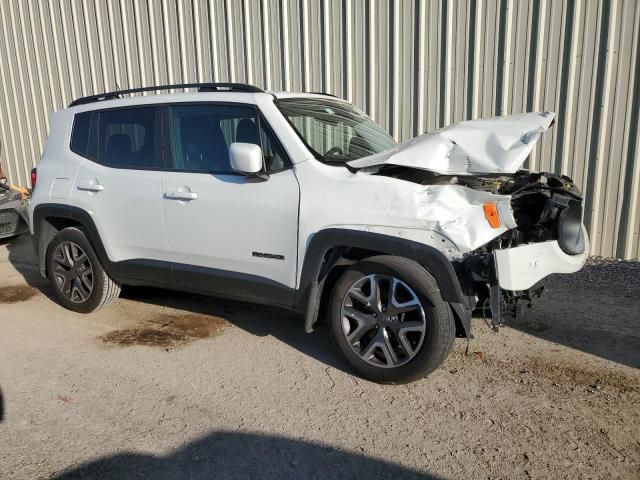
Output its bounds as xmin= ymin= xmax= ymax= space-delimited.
xmin=340 ymin=274 xmax=427 ymax=368
xmin=52 ymin=241 xmax=94 ymax=303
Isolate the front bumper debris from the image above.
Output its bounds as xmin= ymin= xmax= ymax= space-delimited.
xmin=493 ymin=225 xmax=589 ymax=291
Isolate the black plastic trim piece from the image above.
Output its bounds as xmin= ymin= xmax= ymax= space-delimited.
xmin=69 ymin=83 xmax=264 ymax=107
xmin=295 ymin=229 xmax=473 ymax=333
xmin=305 ymin=92 xmax=339 ymax=98
xmin=32 ymin=203 xmax=70 ymax=275
xmin=173 ymin=264 xmax=294 ymax=307
xmin=489 ymin=252 xmax=502 ymax=329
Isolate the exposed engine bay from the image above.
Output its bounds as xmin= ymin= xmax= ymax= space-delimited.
xmin=345 ymin=111 xmax=587 ymax=330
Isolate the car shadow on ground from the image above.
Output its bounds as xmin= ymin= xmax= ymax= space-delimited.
xmin=505 ymin=262 xmax=640 ymax=369
xmin=1 ymin=233 xmax=51 ymax=290
xmin=51 ymin=431 xmax=437 ymax=479
xmin=5 ymin=233 xmax=639 ymax=371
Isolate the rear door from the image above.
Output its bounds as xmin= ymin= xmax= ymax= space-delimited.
xmin=70 ymin=106 xmax=173 ymax=285
xmin=160 ymin=103 xmax=300 ymax=305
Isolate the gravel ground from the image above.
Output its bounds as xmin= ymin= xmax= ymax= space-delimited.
xmin=0 ymin=233 xmax=639 ymax=479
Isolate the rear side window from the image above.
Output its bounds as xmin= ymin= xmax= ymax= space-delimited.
xmin=70 ymin=112 xmax=93 ymax=158
xmin=97 ymin=107 xmax=159 ymax=169
xmin=70 ymin=107 xmax=160 ymax=169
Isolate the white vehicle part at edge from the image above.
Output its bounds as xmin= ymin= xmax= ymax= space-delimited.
xmin=494 ymin=226 xmax=589 ymax=291
xmin=348 ymin=112 xmax=555 ymax=175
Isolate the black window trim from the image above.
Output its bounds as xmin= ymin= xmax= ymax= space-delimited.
xmin=69 ymin=101 xmax=293 ymax=175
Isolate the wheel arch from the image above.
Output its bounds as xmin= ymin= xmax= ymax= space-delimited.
xmin=295 ymin=229 xmax=473 ymax=336
xmin=32 ymin=204 xmax=109 ymax=278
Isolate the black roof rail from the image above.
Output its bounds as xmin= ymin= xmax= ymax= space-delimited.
xmin=306 ymin=91 xmax=338 ymax=98
xmin=68 ymin=82 xmax=264 ymax=107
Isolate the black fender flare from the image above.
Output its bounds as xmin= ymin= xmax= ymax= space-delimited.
xmin=31 ymin=203 xmax=73 ymax=276
xmin=294 ymin=229 xmax=473 ymax=336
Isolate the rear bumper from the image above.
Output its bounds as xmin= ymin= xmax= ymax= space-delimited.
xmin=494 ymin=226 xmax=589 ymax=291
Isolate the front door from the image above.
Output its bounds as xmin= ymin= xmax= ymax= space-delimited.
xmin=160 ymin=103 xmax=300 ymax=306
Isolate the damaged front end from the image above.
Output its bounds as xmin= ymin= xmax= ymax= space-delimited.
xmin=349 ymin=111 xmax=588 ymax=328
xmin=454 ymin=170 xmax=588 ymax=328
xmin=374 ymin=167 xmax=588 ymax=328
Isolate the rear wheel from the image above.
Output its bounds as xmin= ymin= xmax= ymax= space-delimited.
xmin=46 ymin=227 xmax=121 ymax=313
xmin=328 ymin=255 xmax=455 ymax=384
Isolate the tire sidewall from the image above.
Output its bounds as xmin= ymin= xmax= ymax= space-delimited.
xmin=329 ymin=257 xmax=453 ymax=384
xmin=46 ymin=227 xmax=107 ymax=314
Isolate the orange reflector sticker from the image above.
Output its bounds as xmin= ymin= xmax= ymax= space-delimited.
xmin=483 ymin=203 xmax=501 ymax=228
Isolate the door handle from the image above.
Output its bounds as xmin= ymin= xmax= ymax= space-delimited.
xmin=77 ymin=182 xmax=104 ymax=192
xmin=164 ymin=190 xmax=198 ymax=201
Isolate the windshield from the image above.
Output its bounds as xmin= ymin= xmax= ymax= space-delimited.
xmin=276 ymin=98 xmax=396 ymax=164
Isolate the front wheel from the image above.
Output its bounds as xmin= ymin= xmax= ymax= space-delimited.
xmin=328 ymin=256 xmax=455 ymax=384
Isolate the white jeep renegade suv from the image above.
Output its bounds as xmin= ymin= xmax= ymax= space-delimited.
xmin=29 ymin=83 xmax=588 ymax=383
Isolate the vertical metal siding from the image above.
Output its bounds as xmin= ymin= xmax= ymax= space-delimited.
xmin=0 ymin=0 xmax=638 ymax=258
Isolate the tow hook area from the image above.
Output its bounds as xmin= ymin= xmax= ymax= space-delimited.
xmin=465 ymin=253 xmax=545 ymax=331
xmin=486 ymin=255 xmax=544 ymax=332
xmin=489 ymin=270 xmax=545 ymax=331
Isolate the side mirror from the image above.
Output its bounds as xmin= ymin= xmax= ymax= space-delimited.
xmin=229 ymin=143 xmax=265 ymax=177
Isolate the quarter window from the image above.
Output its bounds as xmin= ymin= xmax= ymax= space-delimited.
xmin=70 ymin=112 xmax=93 ymax=158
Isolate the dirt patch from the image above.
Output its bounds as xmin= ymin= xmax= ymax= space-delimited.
xmin=100 ymin=312 xmax=227 ymax=347
xmin=448 ymin=346 xmax=640 ymax=395
xmin=517 ymin=355 xmax=640 ymax=394
xmin=0 ymin=285 xmax=37 ymax=303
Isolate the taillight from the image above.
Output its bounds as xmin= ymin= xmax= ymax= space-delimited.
xmin=30 ymin=167 xmax=37 ymax=190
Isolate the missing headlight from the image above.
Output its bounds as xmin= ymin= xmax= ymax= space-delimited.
xmin=557 ymin=199 xmax=585 ymax=255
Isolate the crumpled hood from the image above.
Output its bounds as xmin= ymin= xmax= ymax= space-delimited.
xmin=348 ymin=112 xmax=555 ymax=175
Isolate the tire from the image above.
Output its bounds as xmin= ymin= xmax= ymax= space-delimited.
xmin=328 ymin=255 xmax=455 ymax=384
xmin=46 ymin=227 xmax=121 ymax=313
